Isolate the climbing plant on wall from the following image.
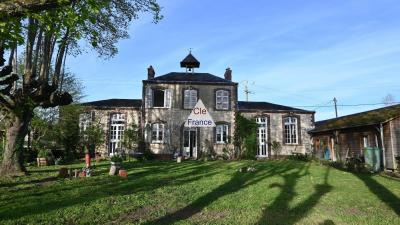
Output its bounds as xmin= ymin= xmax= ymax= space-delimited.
xmin=234 ymin=112 xmax=258 ymax=159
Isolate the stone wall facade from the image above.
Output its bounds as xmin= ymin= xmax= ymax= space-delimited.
xmin=240 ymin=112 xmax=314 ymax=156
xmin=142 ymin=82 xmax=238 ymax=157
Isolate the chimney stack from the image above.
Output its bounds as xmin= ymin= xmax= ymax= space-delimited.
xmin=147 ymin=65 xmax=155 ymax=79
xmin=224 ymin=67 xmax=232 ymax=81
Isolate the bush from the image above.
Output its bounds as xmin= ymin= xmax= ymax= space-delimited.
xmin=144 ymin=150 xmax=154 ymax=160
xmin=37 ymin=149 xmax=52 ymax=158
xmin=271 ymin=141 xmax=282 ymax=159
xmin=288 ymin=153 xmax=312 ymax=162
xmin=345 ymin=157 xmax=365 ymax=172
xmin=110 ymin=155 xmax=123 ymax=163
xmin=222 ymin=147 xmax=235 ymax=160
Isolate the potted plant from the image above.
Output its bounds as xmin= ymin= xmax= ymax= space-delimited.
xmin=109 ymin=155 xmax=123 ymax=175
xmin=37 ymin=149 xmax=50 ymax=166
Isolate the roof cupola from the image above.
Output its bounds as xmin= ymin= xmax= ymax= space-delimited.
xmin=180 ymin=50 xmax=200 ymax=73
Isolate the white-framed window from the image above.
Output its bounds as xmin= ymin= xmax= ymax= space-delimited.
xmin=183 ymin=89 xmax=197 ymax=109
xmin=79 ymin=112 xmax=93 ymax=133
xmin=256 ymin=117 xmax=268 ymax=157
xmin=284 ymin=117 xmax=298 ymax=144
xmin=109 ymin=113 xmax=125 ymax=154
xmin=145 ymin=87 xmax=172 ymax=108
xmin=216 ymin=90 xmax=229 ymax=110
xmin=216 ymin=124 xmax=229 ymax=143
xmin=151 ymin=123 xmax=164 ymax=143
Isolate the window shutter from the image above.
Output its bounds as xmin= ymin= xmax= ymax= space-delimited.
xmin=145 ymin=87 xmax=153 ymax=108
xmin=164 ymin=125 xmax=170 ymax=144
xmin=184 ymin=89 xmax=190 ymax=109
xmin=191 ymin=90 xmax=197 ymax=107
xmin=165 ymin=89 xmax=172 ymax=108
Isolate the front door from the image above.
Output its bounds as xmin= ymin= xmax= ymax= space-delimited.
xmin=183 ymin=128 xmax=197 ymax=158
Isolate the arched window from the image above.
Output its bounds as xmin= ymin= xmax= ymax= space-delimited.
xmin=283 ymin=117 xmax=298 ymax=144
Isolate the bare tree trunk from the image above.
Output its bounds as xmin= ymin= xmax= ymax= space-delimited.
xmin=0 ymin=111 xmax=32 ymax=176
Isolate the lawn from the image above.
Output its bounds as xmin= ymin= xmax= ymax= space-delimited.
xmin=0 ymin=160 xmax=399 ymax=225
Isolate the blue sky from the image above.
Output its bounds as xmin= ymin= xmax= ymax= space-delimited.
xmin=67 ymin=0 xmax=400 ymax=121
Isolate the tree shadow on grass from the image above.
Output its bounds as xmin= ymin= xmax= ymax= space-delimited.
xmin=354 ymin=173 xmax=400 ymax=216
xmin=0 ymin=161 xmax=223 ymax=221
xmin=142 ymin=160 xmax=296 ymax=225
xmin=257 ymin=164 xmax=332 ymax=225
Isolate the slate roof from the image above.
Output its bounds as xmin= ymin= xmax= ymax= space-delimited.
xmin=144 ymin=72 xmax=236 ymax=85
xmin=82 ymin=99 xmax=142 ymax=108
xmin=310 ymin=104 xmax=400 ymax=133
xmin=238 ymin=101 xmax=314 ymax=113
xmin=180 ymin=53 xmax=200 ymax=68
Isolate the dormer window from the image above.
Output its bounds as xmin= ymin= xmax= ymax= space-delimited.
xmin=216 ymin=89 xmax=229 ymax=110
xmin=145 ymin=87 xmax=172 ymax=108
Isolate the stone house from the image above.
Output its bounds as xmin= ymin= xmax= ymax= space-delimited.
xmin=310 ymin=104 xmax=400 ymax=170
xmin=81 ymin=53 xmax=315 ymax=159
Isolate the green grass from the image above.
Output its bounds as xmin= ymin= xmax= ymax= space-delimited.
xmin=0 ymin=160 xmax=399 ymax=225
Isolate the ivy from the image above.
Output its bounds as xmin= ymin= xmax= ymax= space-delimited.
xmin=234 ymin=112 xmax=258 ymax=159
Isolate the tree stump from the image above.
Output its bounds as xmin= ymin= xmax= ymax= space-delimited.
xmin=37 ymin=158 xmax=47 ymax=167
xmin=58 ymin=167 xmax=69 ymax=178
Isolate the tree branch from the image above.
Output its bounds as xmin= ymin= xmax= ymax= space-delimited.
xmin=0 ymin=0 xmax=78 ymax=18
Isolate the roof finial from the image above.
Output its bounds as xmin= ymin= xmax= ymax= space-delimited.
xmin=189 ymin=48 xmax=192 ymax=54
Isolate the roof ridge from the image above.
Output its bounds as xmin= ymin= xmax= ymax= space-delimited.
xmin=316 ymin=103 xmax=400 ymax=123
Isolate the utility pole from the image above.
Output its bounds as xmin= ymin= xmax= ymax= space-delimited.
xmin=243 ymin=81 xmax=253 ymax=102
xmin=333 ymin=97 xmax=338 ymax=118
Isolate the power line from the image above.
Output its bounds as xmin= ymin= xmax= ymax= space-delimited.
xmin=290 ymin=102 xmax=400 ymax=108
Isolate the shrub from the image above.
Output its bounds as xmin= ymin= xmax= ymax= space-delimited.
xmin=37 ymin=149 xmax=52 ymax=158
xmin=288 ymin=153 xmax=312 ymax=162
xmin=345 ymin=157 xmax=365 ymax=172
xmin=143 ymin=150 xmax=154 ymax=161
xmin=222 ymin=147 xmax=235 ymax=160
xmin=110 ymin=155 xmax=123 ymax=163
xmin=271 ymin=141 xmax=282 ymax=159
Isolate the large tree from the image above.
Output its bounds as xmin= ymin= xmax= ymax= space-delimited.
xmin=0 ymin=0 xmax=162 ymax=175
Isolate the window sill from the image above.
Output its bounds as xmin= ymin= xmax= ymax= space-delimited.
xmin=151 ymin=141 xmax=164 ymax=144
xmin=215 ymin=142 xmax=228 ymax=145
xmin=150 ymin=107 xmax=169 ymax=109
